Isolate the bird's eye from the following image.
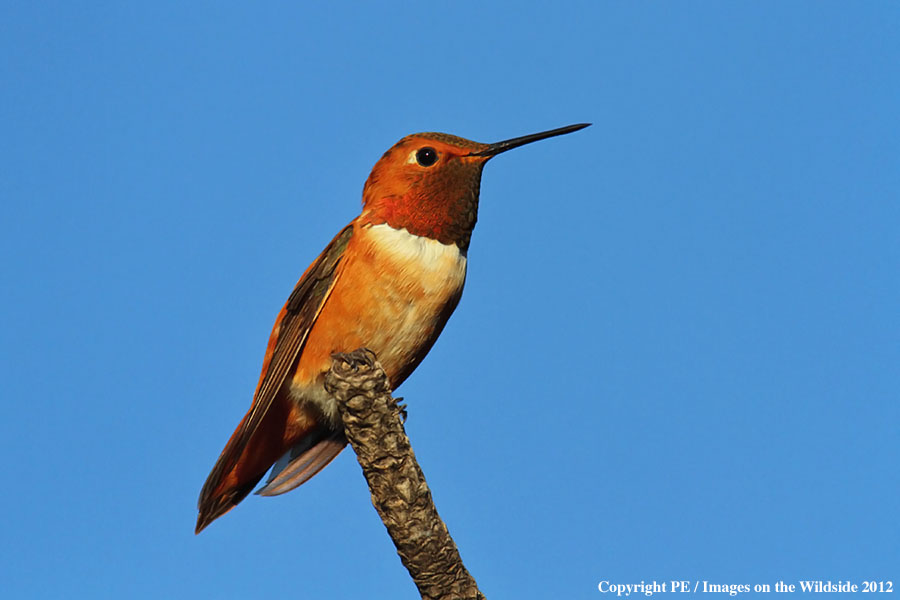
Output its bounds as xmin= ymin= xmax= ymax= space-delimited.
xmin=415 ymin=147 xmax=438 ymax=167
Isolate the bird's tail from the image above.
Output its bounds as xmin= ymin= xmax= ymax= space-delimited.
xmin=195 ymin=397 xmax=344 ymax=534
xmin=196 ymin=397 xmax=296 ymax=533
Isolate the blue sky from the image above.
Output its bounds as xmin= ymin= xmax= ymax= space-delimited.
xmin=2 ymin=2 xmax=897 ymax=598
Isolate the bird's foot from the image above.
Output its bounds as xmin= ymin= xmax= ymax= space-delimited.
xmin=392 ymin=396 xmax=408 ymax=423
xmin=331 ymin=347 xmax=377 ymax=372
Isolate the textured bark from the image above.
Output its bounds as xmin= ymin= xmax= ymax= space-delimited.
xmin=325 ymin=349 xmax=486 ymax=600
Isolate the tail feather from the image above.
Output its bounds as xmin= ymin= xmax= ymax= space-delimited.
xmin=256 ymin=433 xmax=346 ymax=497
xmin=196 ymin=396 xmax=298 ymax=534
xmin=195 ymin=395 xmax=344 ymax=533
xmin=195 ymin=475 xmax=264 ymax=534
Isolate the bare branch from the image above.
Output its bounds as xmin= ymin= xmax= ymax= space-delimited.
xmin=326 ymin=349 xmax=486 ymax=600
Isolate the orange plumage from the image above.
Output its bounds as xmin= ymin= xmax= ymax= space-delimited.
xmin=196 ymin=124 xmax=589 ymax=533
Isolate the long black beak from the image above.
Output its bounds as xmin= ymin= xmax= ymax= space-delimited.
xmin=470 ymin=123 xmax=591 ymax=157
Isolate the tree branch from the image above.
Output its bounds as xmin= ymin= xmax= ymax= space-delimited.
xmin=325 ymin=349 xmax=486 ymax=600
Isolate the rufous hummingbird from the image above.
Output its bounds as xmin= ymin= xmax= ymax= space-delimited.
xmin=196 ymin=123 xmax=590 ymax=533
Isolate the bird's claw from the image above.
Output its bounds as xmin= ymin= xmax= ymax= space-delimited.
xmin=392 ymin=396 xmax=408 ymax=423
xmin=332 ymin=348 xmax=377 ymax=371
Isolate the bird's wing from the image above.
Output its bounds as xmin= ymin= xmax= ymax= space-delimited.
xmin=197 ymin=223 xmax=354 ymax=512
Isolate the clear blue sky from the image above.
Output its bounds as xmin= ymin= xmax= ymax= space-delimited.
xmin=2 ymin=2 xmax=897 ymax=598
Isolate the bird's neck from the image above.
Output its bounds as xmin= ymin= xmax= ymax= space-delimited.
xmin=360 ymin=187 xmax=479 ymax=251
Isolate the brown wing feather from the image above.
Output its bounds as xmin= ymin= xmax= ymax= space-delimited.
xmin=196 ymin=223 xmax=354 ymax=531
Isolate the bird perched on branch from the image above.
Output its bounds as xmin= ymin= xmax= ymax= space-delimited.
xmin=196 ymin=123 xmax=590 ymax=533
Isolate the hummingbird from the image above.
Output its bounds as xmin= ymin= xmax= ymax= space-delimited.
xmin=196 ymin=123 xmax=590 ymax=533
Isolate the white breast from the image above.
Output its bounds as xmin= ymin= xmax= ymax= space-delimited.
xmin=366 ymin=222 xmax=467 ymax=271
xmin=361 ymin=222 xmax=468 ymax=371
xmin=290 ymin=222 xmax=468 ymax=425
